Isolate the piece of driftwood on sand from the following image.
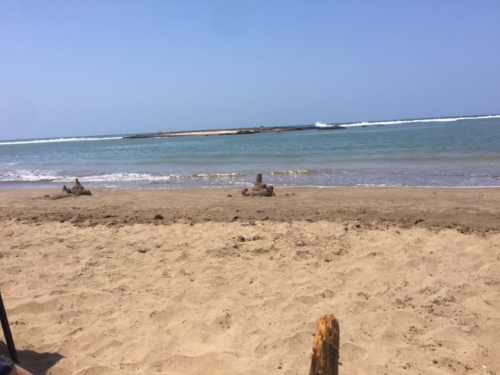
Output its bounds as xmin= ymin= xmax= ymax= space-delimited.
xmin=309 ymin=314 xmax=340 ymax=375
xmin=242 ymin=173 xmax=275 ymax=197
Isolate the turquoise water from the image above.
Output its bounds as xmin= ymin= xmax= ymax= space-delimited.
xmin=1 ymin=115 xmax=500 ymax=189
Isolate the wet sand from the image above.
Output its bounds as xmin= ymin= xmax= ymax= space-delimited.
xmin=0 ymin=187 xmax=499 ymax=374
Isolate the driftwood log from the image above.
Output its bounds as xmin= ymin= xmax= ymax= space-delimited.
xmin=309 ymin=314 xmax=339 ymax=375
xmin=242 ymin=173 xmax=275 ymax=197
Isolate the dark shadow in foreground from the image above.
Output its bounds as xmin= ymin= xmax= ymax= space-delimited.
xmin=17 ymin=350 xmax=64 ymax=375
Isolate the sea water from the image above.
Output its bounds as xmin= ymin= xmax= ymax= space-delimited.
xmin=1 ymin=115 xmax=499 ymax=189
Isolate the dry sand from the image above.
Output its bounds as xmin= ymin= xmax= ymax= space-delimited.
xmin=0 ymin=187 xmax=499 ymax=375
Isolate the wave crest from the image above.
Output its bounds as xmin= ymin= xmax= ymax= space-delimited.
xmin=272 ymin=169 xmax=315 ymax=176
xmin=0 ymin=136 xmax=123 ymax=146
xmin=192 ymin=173 xmax=249 ymax=178
xmin=316 ymin=114 xmax=500 ymax=128
xmin=341 ymin=115 xmax=500 ymax=127
xmin=315 ymin=122 xmax=332 ymax=128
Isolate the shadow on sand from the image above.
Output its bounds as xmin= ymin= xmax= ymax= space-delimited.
xmin=17 ymin=349 xmax=64 ymax=375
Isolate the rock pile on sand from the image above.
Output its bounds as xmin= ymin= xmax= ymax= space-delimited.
xmin=242 ymin=173 xmax=275 ymax=197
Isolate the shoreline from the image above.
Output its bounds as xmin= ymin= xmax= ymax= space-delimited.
xmin=2 ymin=183 xmax=500 ymax=190
xmin=1 ymin=186 xmax=499 ymax=234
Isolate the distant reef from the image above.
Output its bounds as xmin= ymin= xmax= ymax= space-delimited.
xmin=123 ymin=125 xmax=335 ymax=139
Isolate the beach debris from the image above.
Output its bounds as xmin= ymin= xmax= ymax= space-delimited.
xmin=44 ymin=179 xmax=91 ymax=199
xmin=242 ymin=173 xmax=275 ymax=197
xmin=309 ymin=314 xmax=340 ymax=375
xmin=62 ymin=179 xmax=92 ymax=196
xmin=154 ymin=214 xmax=164 ymax=220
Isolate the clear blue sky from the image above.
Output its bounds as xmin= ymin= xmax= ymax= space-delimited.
xmin=1 ymin=1 xmax=499 ymax=140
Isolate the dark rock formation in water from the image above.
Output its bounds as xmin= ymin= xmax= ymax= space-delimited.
xmin=242 ymin=173 xmax=275 ymax=197
xmin=124 ymin=126 xmax=314 ymax=139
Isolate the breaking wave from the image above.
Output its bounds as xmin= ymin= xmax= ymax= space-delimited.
xmin=0 ymin=170 xmax=64 ymax=182
xmin=272 ymin=169 xmax=315 ymax=176
xmin=0 ymin=136 xmax=123 ymax=146
xmin=0 ymin=171 xmax=252 ymax=183
xmin=192 ymin=173 xmax=249 ymax=178
xmin=0 ymin=170 xmax=319 ymax=183
xmin=315 ymin=122 xmax=333 ymax=128
xmin=316 ymin=114 xmax=500 ymax=128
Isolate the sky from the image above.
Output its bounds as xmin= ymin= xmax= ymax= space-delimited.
xmin=0 ymin=1 xmax=499 ymax=140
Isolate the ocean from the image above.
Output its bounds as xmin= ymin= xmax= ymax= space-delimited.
xmin=1 ymin=115 xmax=500 ymax=190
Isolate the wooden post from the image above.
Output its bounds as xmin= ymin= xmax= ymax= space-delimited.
xmin=309 ymin=314 xmax=339 ymax=375
xmin=0 ymin=293 xmax=18 ymax=363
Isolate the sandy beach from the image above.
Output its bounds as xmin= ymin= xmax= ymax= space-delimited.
xmin=1 ymin=187 xmax=499 ymax=375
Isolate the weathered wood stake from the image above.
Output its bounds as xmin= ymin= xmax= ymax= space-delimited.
xmin=309 ymin=314 xmax=339 ymax=375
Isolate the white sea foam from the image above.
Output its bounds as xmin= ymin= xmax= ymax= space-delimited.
xmin=316 ymin=114 xmax=500 ymax=128
xmin=315 ymin=122 xmax=333 ymax=128
xmin=0 ymin=170 xmax=63 ymax=182
xmin=1 ymin=170 xmax=312 ymax=183
xmin=272 ymin=169 xmax=314 ymax=176
xmin=192 ymin=173 xmax=248 ymax=178
xmin=0 ymin=171 xmax=251 ymax=183
xmin=71 ymin=173 xmax=181 ymax=182
xmin=0 ymin=136 xmax=123 ymax=146
xmin=0 ymin=171 xmax=163 ymax=182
